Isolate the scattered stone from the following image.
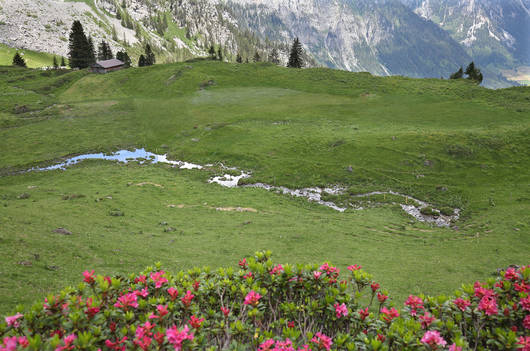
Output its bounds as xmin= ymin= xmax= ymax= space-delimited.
xmin=346 ymin=166 xmax=353 ymax=173
xmin=164 ymin=227 xmax=176 ymax=232
xmin=136 ymin=182 xmax=163 ymax=188
xmin=423 ymin=160 xmax=433 ymax=167
xmin=159 ymin=221 xmax=168 ymax=226
xmin=242 ymin=221 xmax=252 ymax=225
xmin=62 ymin=194 xmax=85 ymax=200
xmin=216 ymin=207 xmax=258 ymax=213
xmin=109 ymin=209 xmax=124 ymax=217
xmin=17 ymin=193 xmax=31 ymax=199
xmin=27 ymin=186 xmax=38 ymax=189
xmin=191 ymin=138 xmax=200 ymax=142
xmin=392 ymin=136 xmax=396 ymax=140
xmin=436 ymin=186 xmax=448 ymax=192
xmin=416 ymin=174 xmax=425 ymax=179
xmin=45 ymin=265 xmax=60 ymax=271
xmin=514 ymin=228 xmax=520 ymax=231
xmin=13 ymin=105 xmax=29 ymax=114
xmin=53 ymin=228 xmax=72 ymax=235
xmin=18 ymin=261 xmax=32 ymax=266
xmin=32 ymin=253 xmax=40 ymax=261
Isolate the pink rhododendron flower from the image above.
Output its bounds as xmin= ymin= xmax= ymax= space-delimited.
xmin=193 ymin=280 xmax=200 ymax=291
xmin=181 ymin=290 xmax=195 ymax=307
xmin=166 ymin=325 xmax=194 ymax=351
xmin=377 ymin=334 xmax=386 ymax=342
xmin=5 ymin=313 xmax=23 ymax=328
xmin=405 ymin=295 xmax=424 ymax=316
xmin=517 ymin=336 xmax=530 ymax=351
xmin=244 ymin=290 xmax=262 ymax=306
xmin=334 ymin=303 xmax=348 ymax=318
xmin=298 ymin=346 xmax=311 ymax=351
xmin=310 ymin=332 xmax=332 ymax=351
xmin=371 ymin=282 xmax=380 ymax=292
xmin=288 ymin=321 xmax=295 ymax=328
xmin=83 ymin=270 xmax=95 ymax=284
xmin=135 ymin=288 xmax=149 ymax=298
xmin=313 ymin=271 xmax=322 ymax=279
xmin=358 ymin=307 xmax=369 ymax=321
xmin=319 ymin=263 xmax=339 ymax=276
xmin=1 ymin=337 xmax=18 ymax=351
xmin=347 ymin=264 xmax=362 ymax=271
xmin=478 ymin=296 xmax=498 ymax=315
xmin=134 ymin=336 xmax=152 ymax=351
xmin=168 ymin=287 xmax=179 ymax=300
xmin=448 ymin=344 xmax=462 ymax=351
xmin=239 ymin=258 xmax=248 ymax=269
xmin=377 ymin=292 xmax=388 ymax=303
xmin=453 ymin=298 xmax=471 ymax=311
xmin=270 ymin=264 xmax=284 ymax=275
xmin=473 ymin=282 xmax=495 ymax=299
xmin=136 ymin=321 xmax=155 ymax=339
xmin=56 ymin=334 xmax=77 ymax=351
xmin=421 ymin=330 xmax=447 ymax=349
xmin=419 ymin=312 xmax=436 ymax=329
xmin=189 ymin=315 xmax=204 ymax=329
xmin=150 ymin=271 xmax=168 ymax=288
xmin=243 ymin=271 xmax=253 ymax=279
xmin=221 ymin=307 xmax=230 ymax=317
xmin=135 ymin=275 xmax=147 ymax=284
xmin=515 ymin=281 xmax=530 ymax=293
xmin=105 ymin=336 xmax=127 ymax=351
xmin=114 ymin=293 xmax=138 ymax=309
xmin=380 ymin=307 xmax=399 ymax=323
xmin=258 ymin=339 xmax=275 ymax=351
xmin=524 ymin=315 xmax=530 ymax=330
xmin=504 ymin=267 xmax=518 ymax=280
xmin=17 ymin=337 xmax=28 ymax=348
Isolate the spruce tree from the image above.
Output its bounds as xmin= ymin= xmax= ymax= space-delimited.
xmin=268 ymin=48 xmax=280 ymax=65
xmin=450 ymin=67 xmax=463 ymax=79
xmin=116 ymin=51 xmax=131 ymax=68
xmin=208 ymin=45 xmax=216 ymax=60
xmin=144 ymin=44 xmax=155 ymax=66
xmin=287 ymin=37 xmax=304 ymax=68
xmin=53 ymin=56 xmax=59 ymax=69
xmin=217 ymin=46 xmax=223 ymax=62
xmin=236 ymin=53 xmax=242 ymax=63
xmin=68 ymin=20 xmax=90 ymax=69
xmin=253 ymin=51 xmax=261 ymax=62
xmin=465 ymin=62 xmax=483 ymax=84
xmin=12 ymin=52 xmax=26 ymax=67
xmin=98 ymin=41 xmax=113 ymax=61
xmin=61 ymin=57 xmax=66 ymax=67
xmin=87 ymin=36 xmax=96 ymax=65
xmin=138 ymin=54 xmax=147 ymax=67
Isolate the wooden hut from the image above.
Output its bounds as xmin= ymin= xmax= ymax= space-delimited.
xmin=89 ymin=59 xmax=124 ymax=73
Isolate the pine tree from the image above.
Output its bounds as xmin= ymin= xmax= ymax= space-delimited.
xmin=450 ymin=67 xmax=463 ymax=80
xmin=12 ymin=52 xmax=26 ymax=67
xmin=138 ymin=54 xmax=147 ymax=67
xmin=144 ymin=44 xmax=155 ymax=66
xmin=287 ymin=37 xmax=304 ymax=68
xmin=208 ymin=45 xmax=216 ymax=60
xmin=236 ymin=53 xmax=242 ymax=63
xmin=465 ymin=62 xmax=483 ymax=84
xmin=268 ymin=48 xmax=280 ymax=65
xmin=87 ymin=36 xmax=96 ymax=65
xmin=253 ymin=51 xmax=261 ymax=62
xmin=60 ymin=57 xmax=66 ymax=67
xmin=68 ymin=20 xmax=91 ymax=69
xmin=116 ymin=51 xmax=131 ymax=68
xmin=98 ymin=41 xmax=113 ymax=61
xmin=217 ymin=46 xmax=223 ymax=62
xmin=53 ymin=56 xmax=59 ymax=69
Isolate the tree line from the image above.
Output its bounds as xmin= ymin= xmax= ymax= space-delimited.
xmin=450 ymin=62 xmax=483 ymax=84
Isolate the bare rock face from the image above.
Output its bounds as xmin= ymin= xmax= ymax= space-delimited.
xmin=53 ymin=227 xmax=72 ymax=235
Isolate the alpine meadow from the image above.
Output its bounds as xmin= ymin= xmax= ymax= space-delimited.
xmin=0 ymin=0 xmax=529 ymax=350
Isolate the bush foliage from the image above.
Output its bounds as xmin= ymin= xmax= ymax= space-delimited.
xmin=1 ymin=252 xmax=528 ymax=350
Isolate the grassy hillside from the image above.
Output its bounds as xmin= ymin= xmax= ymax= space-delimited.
xmin=0 ymin=44 xmax=64 ymax=68
xmin=0 ymin=61 xmax=528 ymax=314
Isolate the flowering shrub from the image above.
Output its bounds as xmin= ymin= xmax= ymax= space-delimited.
xmin=0 ymin=251 xmax=528 ymax=350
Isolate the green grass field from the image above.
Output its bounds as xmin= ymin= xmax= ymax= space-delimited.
xmin=0 ymin=61 xmax=528 ymax=315
xmin=0 ymin=44 xmax=64 ymax=68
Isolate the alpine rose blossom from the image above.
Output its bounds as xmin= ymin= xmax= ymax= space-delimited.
xmin=82 ymin=270 xmax=95 ymax=284
xmin=453 ymin=298 xmax=471 ymax=311
xmin=334 ymin=303 xmax=348 ymax=318
xmin=311 ymin=332 xmax=332 ymax=351
xmin=114 ymin=293 xmax=138 ymax=309
xmin=421 ymin=330 xmax=447 ymax=349
xmin=380 ymin=307 xmax=399 ymax=323
xmin=244 ymin=290 xmax=262 ymax=306
xmin=448 ymin=344 xmax=462 ymax=351
xmin=5 ymin=313 xmax=23 ymax=328
xmin=166 ymin=325 xmax=193 ymax=351
xmin=478 ymin=296 xmax=498 ymax=315
xmin=517 ymin=336 xmax=530 ymax=351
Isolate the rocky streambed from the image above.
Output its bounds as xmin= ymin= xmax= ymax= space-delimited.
xmin=22 ymin=148 xmax=459 ymax=227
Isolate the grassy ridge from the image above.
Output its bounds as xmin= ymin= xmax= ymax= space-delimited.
xmin=0 ymin=61 xmax=528 ymax=314
xmin=0 ymin=44 xmax=62 ymax=68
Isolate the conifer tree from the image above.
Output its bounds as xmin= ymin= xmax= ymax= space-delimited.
xmin=144 ymin=44 xmax=155 ymax=66
xmin=268 ymin=48 xmax=280 ymax=65
xmin=53 ymin=56 xmax=59 ymax=69
xmin=116 ymin=51 xmax=131 ymax=68
xmin=98 ymin=41 xmax=113 ymax=61
xmin=465 ymin=62 xmax=483 ymax=84
xmin=208 ymin=45 xmax=216 ymax=60
xmin=12 ymin=52 xmax=26 ymax=67
xmin=217 ymin=46 xmax=223 ymax=62
xmin=138 ymin=54 xmax=147 ymax=67
xmin=61 ymin=57 xmax=66 ymax=67
xmin=287 ymin=37 xmax=304 ymax=68
xmin=68 ymin=20 xmax=91 ymax=69
xmin=450 ymin=67 xmax=463 ymax=79
xmin=236 ymin=53 xmax=242 ymax=63
xmin=253 ymin=51 xmax=261 ymax=62
xmin=87 ymin=36 xmax=96 ymax=65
